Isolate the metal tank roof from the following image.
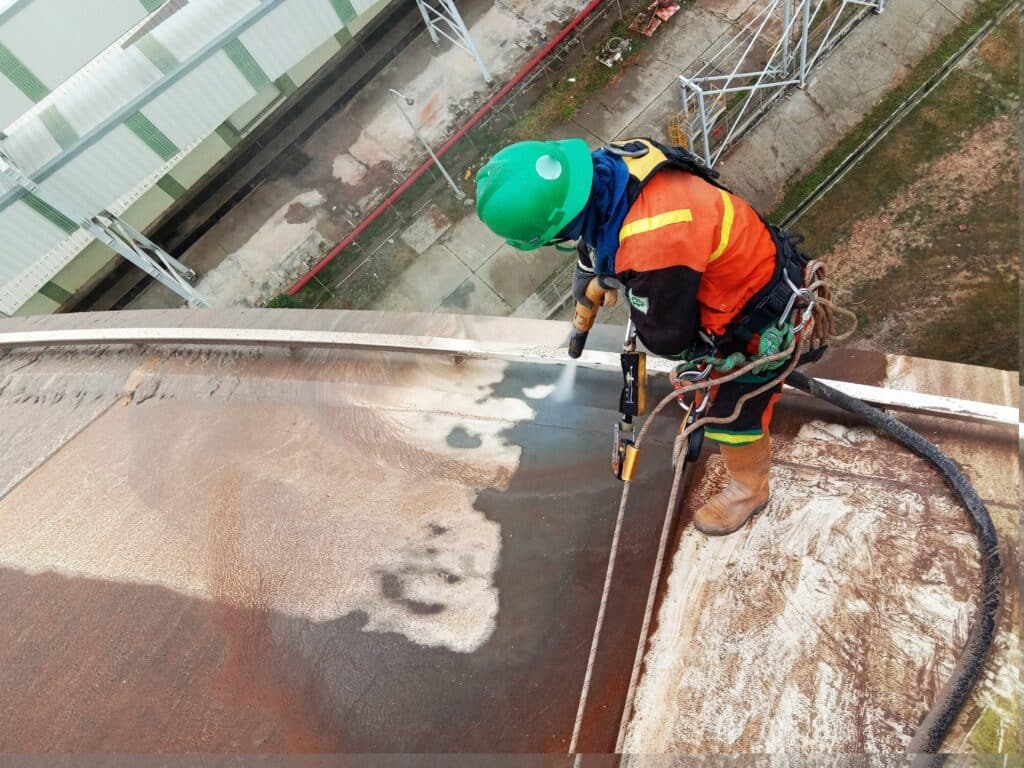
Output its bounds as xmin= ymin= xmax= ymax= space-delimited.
xmin=0 ymin=309 xmax=1017 ymax=756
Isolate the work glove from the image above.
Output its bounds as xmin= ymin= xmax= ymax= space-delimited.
xmin=572 ymin=243 xmax=622 ymax=309
xmin=572 ymin=268 xmax=623 ymax=310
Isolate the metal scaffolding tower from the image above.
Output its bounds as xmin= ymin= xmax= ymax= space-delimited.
xmin=671 ymin=0 xmax=884 ymax=167
xmin=415 ymin=0 xmax=492 ymax=84
xmin=0 ymin=144 xmax=209 ymax=308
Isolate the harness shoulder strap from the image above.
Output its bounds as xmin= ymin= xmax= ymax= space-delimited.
xmin=609 ymin=138 xmax=731 ymax=205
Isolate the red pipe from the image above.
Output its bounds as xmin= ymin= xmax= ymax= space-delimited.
xmin=288 ymin=0 xmax=606 ymax=295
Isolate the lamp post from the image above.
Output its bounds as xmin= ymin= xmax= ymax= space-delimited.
xmin=388 ymin=88 xmax=469 ymax=205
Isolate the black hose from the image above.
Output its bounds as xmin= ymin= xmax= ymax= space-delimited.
xmin=786 ymin=371 xmax=1003 ymax=765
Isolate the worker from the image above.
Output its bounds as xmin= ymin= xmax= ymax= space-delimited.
xmin=475 ymin=137 xmax=820 ymax=536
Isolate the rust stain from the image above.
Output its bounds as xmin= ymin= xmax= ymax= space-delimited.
xmin=283 ymin=201 xmax=315 ymax=224
xmin=0 ymin=314 xmax=1016 ymax=755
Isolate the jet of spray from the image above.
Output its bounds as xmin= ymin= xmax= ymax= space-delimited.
xmin=552 ymin=361 xmax=578 ymax=403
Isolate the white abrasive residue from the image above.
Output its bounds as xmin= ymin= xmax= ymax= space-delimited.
xmin=522 ymin=384 xmax=556 ymax=399
xmin=349 ymin=2 xmax=588 ymax=168
xmin=796 ymin=418 xmax=878 ymax=447
xmin=910 ymin=584 xmax=971 ymax=629
xmin=623 ymin=530 xmax=749 ymax=749
xmin=886 ymin=626 xmax=939 ymax=669
xmin=763 ymin=683 xmax=811 ymax=751
xmin=197 ymin=190 xmax=327 ymax=306
xmin=623 ymin=460 xmax=887 ymax=753
xmin=811 ymin=661 xmax=844 ymax=745
xmin=332 ymin=152 xmax=368 ymax=184
xmin=0 ymin=356 xmax=526 ymax=654
xmin=845 ymin=597 xmax=872 ymax=614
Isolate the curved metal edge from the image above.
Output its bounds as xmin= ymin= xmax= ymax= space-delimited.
xmin=0 ymin=325 xmax=1017 ymax=428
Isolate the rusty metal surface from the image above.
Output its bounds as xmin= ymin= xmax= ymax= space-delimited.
xmin=0 ymin=310 xmax=1018 ymax=758
xmin=0 ymin=310 xmax=679 ymax=753
xmin=622 ymin=349 xmax=1020 ymax=757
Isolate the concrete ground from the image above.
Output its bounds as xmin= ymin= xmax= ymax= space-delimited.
xmin=131 ymin=0 xmax=982 ymax=321
xmin=128 ymin=0 xmax=598 ymax=310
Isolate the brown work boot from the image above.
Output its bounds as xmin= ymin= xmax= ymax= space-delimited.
xmin=693 ymin=434 xmax=772 ymax=536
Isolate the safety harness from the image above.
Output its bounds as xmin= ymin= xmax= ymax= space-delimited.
xmin=608 ymin=138 xmax=813 ymax=360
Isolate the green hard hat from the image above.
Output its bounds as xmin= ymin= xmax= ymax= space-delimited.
xmin=475 ymin=139 xmax=593 ymax=250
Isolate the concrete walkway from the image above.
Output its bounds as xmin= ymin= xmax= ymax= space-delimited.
xmin=129 ymin=0 xmax=597 ymax=310
xmin=132 ymin=0 xmax=982 ymax=316
xmin=360 ymin=0 xmax=979 ymax=324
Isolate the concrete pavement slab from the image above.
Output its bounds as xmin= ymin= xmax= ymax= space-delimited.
xmin=573 ymin=51 xmax=683 ymax=144
xmin=717 ymin=0 xmax=972 ymax=214
xmin=618 ymin=80 xmax=678 ymax=145
xmin=698 ymin=0 xmax=767 ymax=22
xmin=548 ymin=119 xmax=607 ymax=149
xmin=374 ymin=243 xmax=472 ymax=312
xmin=477 ymin=243 xmax=566 ymax=310
xmin=439 ymin=274 xmax=511 ymax=316
xmin=511 ymin=292 xmax=560 ymax=319
xmin=400 ymin=202 xmax=452 ymax=254
xmin=443 ymin=212 xmax=506 ymax=270
xmin=647 ymin=7 xmax=736 ymax=72
xmin=718 ymin=88 xmax=834 ymax=213
xmin=875 ymin=0 xmax=961 ymax=57
xmin=936 ymin=0 xmax=975 ymax=19
xmin=596 ymin=298 xmax=629 ymax=327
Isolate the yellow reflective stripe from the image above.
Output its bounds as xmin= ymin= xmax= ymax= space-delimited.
xmin=704 ymin=430 xmax=763 ymax=445
xmin=619 ymin=208 xmax=693 ymax=241
xmin=708 ymin=188 xmax=734 ymax=263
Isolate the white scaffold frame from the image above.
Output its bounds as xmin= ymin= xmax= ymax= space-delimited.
xmin=415 ymin=0 xmax=493 ymax=84
xmin=0 ymin=145 xmax=209 ymax=308
xmin=676 ymin=0 xmax=885 ymax=167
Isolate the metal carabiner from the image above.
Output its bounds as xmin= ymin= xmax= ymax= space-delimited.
xmin=778 ymin=271 xmax=814 ymax=327
xmin=605 ymin=142 xmax=649 ymax=158
xmin=672 ymin=362 xmax=713 ymax=413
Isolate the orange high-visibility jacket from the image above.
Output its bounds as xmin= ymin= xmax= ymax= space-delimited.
xmin=611 ymin=166 xmax=777 ymax=356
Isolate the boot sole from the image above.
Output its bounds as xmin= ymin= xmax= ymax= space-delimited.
xmin=694 ymin=499 xmax=769 ymax=537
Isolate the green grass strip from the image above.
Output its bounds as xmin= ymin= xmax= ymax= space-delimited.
xmin=769 ymin=0 xmax=1016 ymax=221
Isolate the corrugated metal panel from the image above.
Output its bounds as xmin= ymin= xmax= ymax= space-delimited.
xmin=38 ymin=125 xmax=166 ymax=216
xmin=0 ymin=199 xmax=69 ymax=287
xmin=0 ymin=69 xmax=31 ymax=126
xmin=1 ymin=0 xmax=392 ymax=314
xmin=141 ymin=52 xmax=256 ymax=149
xmin=0 ymin=0 xmax=150 ymax=121
xmin=240 ymin=0 xmax=342 ymax=81
xmin=3 ymin=113 xmax=60 ymax=172
xmin=56 ymin=47 xmax=161 ymax=142
xmin=152 ymin=0 xmax=256 ymax=63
